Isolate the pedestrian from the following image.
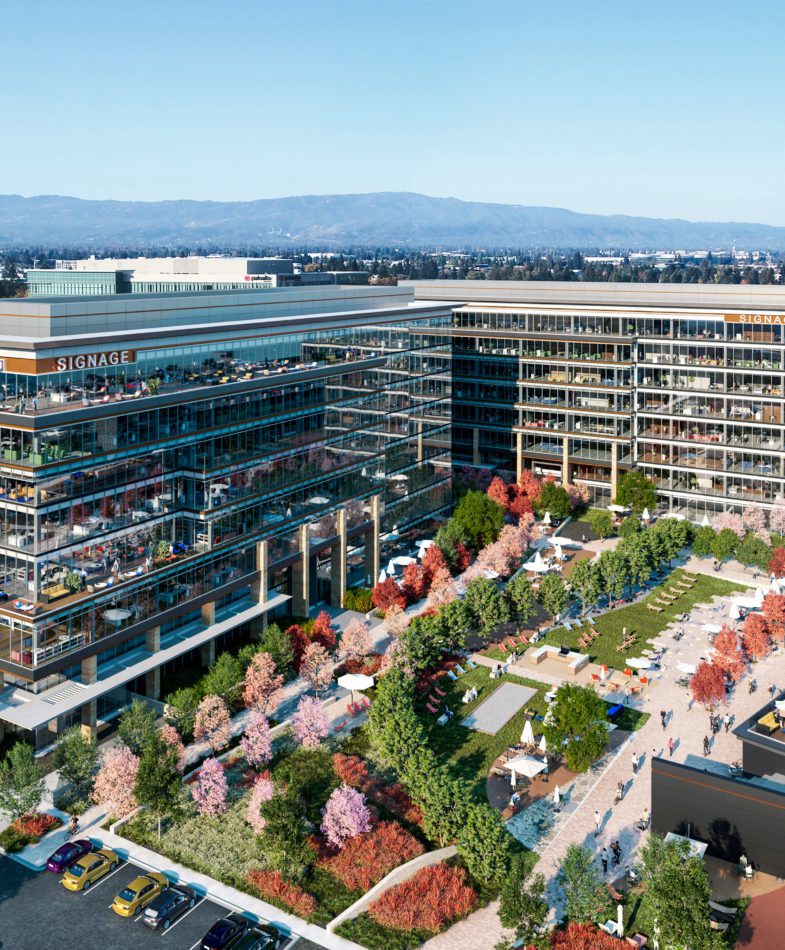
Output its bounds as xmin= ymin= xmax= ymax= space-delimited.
xmin=612 ymin=840 xmax=622 ymax=866
xmin=594 ymin=809 xmax=602 ymax=837
xmin=770 ymin=683 xmax=777 ymax=699
xmin=601 ymin=847 xmax=608 ymax=875
xmin=624 ymin=685 xmax=631 ymax=705
xmin=641 ymin=807 xmax=650 ymax=829
xmin=703 ymin=735 xmax=711 ymax=756
xmin=724 ymin=713 xmax=731 ymax=733
xmin=615 ymin=780 xmax=625 ymax=803
xmin=660 ymin=709 xmax=668 ymax=730
xmin=582 ymin=533 xmax=587 ymax=544
xmin=668 ymin=736 xmax=675 ymax=757
xmin=632 ymin=752 xmax=639 ymax=775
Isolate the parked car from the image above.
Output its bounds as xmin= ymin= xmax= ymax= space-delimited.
xmin=200 ymin=913 xmax=250 ymax=949
xmin=233 ymin=925 xmax=288 ymax=950
xmin=111 ymin=871 xmax=169 ymax=917
xmin=45 ymin=839 xmax=93 ymax=873
xmin=142 ymin=883 xmax=197 ymax=930
xmin=61 ymin=848 xmax=119 ymax=891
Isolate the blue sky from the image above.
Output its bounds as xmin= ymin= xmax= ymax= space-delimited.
xmin=3 ymin=0 xmax=784 ymax=223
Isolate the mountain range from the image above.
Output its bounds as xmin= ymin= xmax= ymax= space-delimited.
xmin=2 ymin=192 xmax=785 ymax=250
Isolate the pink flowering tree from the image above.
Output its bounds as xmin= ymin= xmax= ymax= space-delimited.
xmin=320 ymin=784 xmax=372 ymax=849
xmin=245 ymin=772 xmax=274 ymax=833
xmin=292 ymin=695 xmax=330 ymax=749
xmin=242 ymin=652 xmax=284 ymax=714
xmin=92 ymin=743 xmax=139 ymax=818
xmin=191 ymin=757 xmax=227 ymax=816
xmin=743 ymin=505 xmax=767 ymax=533
xmin=379 ymin=636 xmax=411 ymax=675
xmin=756 ymin=527 xmax=772 ymax=547
xmin=770 ymin=499 xmax=785 ymax=534
xmin=498 ymin=522 xmax=531 ymax=566
xmin=428 ymin=566 xmax=456 ymax=608
xmin=300 ymin=642 xmax=335 ymax=694
xmin=160 ymin=724 xmax=187 ymax=772
xmin=341 ymin=619 xmax=371 ymax=662
xmin=477 ymin=540 xmax=513 ymax=576
xmin=194 ymin=694 xmax=232 ymax=753
xmin=712 ymin=511 xmax=745 ymax=539
xmin=384 ymin=602 xmax=410 ymax=637
xmin=240 ymin=708 xmax=272 ymax=767
xmin=564 ymin=481 xmax=591 ymax=510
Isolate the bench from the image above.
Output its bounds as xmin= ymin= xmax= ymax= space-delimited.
xmin=40 ymin=584 xmax=70 ymax=603
xmin=756 ymin=711 xmax=780 ymax=736
xmin=607 ymin=704 xmax=623 ymax=721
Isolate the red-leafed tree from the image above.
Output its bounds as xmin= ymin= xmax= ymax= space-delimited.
xmin=310 ymin=610 xmax=337 ymax=650
xmin=487 ymin=476 xmax=511 ymax=511
xmin=454 ymin=541 xmax=472 ymax=572
xmin=421 ymin=544 xmax=449 ymax=586
xmin=769 ymin=547 xmax=785 ymax=578
xmin=762 ymin=593 xmax=785 ymax=639
xmin=690 ymin=660 xmax=726 ymax=709
xmin=401 ymin=562 xmax=427 ymax=602
xmin=286 ymin=624 xmax=310 ymax=671
xmin=371 ymin=576 xmax=407 ymax=613
xmin=712 ymin=626 xmax=746 ymax=682
xmin=551 ymin=923 xmax=621 ymax=949
xmin=742 ymin=612 xmax=772 ymax=660
xmin=369 ymin=863 xmax=477 ymax=933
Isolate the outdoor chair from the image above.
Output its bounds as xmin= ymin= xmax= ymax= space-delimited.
xmin=639 ymin=676 xmax=649 ymax=686
xmin=428 ymin=694 xmax=441 ymax=705
xmin=709 ymin=901 xmax=738 ymax=918
xmin=563 ymin=619 xmax=573 ymax=630
xmin=435 ymin=686 xmax=447 ymax=697
xmin=517 ymin=635 xmax=529 ymax=646
xmin=349 ymin=702 xmax=362 ymax=716
xmin=573 ymin=618 xmax=583 ymax=627
xmin=466 ymin=658 xmax=478 ymax=669
xmin=447 ymin=670 xmax=459 ymax=681
xmin=591 ymin=673 xmax=601 ymax=683
xmin=361 ymin=697 xmax=371 ymax=711
xmin=426 ymin=703 xmax=439 ymax=714
xmin=498 ymin=642 xmax=508 ymax=653
xmin=335 ymin=720 xmax=346 ymax=731
xmin=625 ymin=936 xmax=648 ymax=948
xmin=455 ymin=664 xmax=466 ymax=675
xmin=623 ymin=668 xmax=633 ymax=678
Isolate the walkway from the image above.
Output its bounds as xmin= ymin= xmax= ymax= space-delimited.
xmin=736 ymin=883 xmax=785 ymax=949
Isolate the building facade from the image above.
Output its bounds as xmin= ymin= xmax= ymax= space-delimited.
xmin=407 ymin=280 xmax=785 ymax=515
xmin=0 ymin=285 xmax=451 ymax=749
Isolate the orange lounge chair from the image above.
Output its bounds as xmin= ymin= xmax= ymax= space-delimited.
xmin=426 ymin=703 xmax=439 ymax=714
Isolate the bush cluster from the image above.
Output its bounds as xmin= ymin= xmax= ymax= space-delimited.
xmin=245 ymin=869 xmax=317 ymax=919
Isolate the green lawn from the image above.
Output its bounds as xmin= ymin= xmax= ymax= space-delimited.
xmin=486 ymin=568 xmax=747 ymax=670
xmin=418 ymin=665 xmax=547 ymax=798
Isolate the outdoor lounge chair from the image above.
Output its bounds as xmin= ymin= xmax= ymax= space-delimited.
xmin=335 ymin=720 xmax=346 ymax=731
xmin=709 ymin=901 xmax=738 ymax=918
xmin=647 ymin=604 xmax=664 ymax=612
xmin=447 ymin=669 xmax=459 ymax=681
xmin=361 ymin=697 xmax=371 ymax=710
xmin=426 ymin=703 xmax=439 ymax=714
xmin=434 ymin=686 xmax=447 ymax=697
xmin=455 ymin=664 xmax=466 ymax=675
xmin=563 ymin=619 xmax=573 ymax=630
xmin=573 ymin=618 xmax=583 ymax=627
xmin=428 ymin=694 xmax=441 ymax=705
xmin=498 ymin=642 xmax=508 ymax=653
xmin=517 ymin=635 xmax=529 ymax=646
xmin=591 ymin=673 xmax=601 ymax=683
xmin=466 ymin=658 xmax=478 ymax=669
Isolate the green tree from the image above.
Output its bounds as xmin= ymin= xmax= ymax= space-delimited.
xmin=405 ymin=748 xmax=468 ymax=846
xmin=506 ymin=574 xmax=536 ymax=629
xmin=692 ymin=525 xmax=717 ymax=558
xmin=54 ymin=727 xmax=99 ymax=800
xmin=453 ymin=490 xmax=505 ymax=549
xmin=201 ymin=651 xmax=244 ymax=705
xmin=558 ymin=843 xmax=614 ymax=923
xmin=543 ymin=683 xmax=607 ymax=772
xmin=618 ymin=515 xmax=642 ymax=539
xmin=164 ymin=687 xmax=201 ymax=740
xmin=620 ymin=534 xmax=654 ymax=589
xmin=498 ymin=853 xmax=549 ymax=948
xmin=259 ymin=791 xmax=314 ymax=880
xmin=653 ymin=518 xmax=691 ymax=565
xmin=118 ymin=698 xmax=158 ymax=755
xmin=256 ymin=622 xmax=295 ymax=677
xmin=569 ymin=559 xmax=602 ymax=610
xmin=639 ymin=836 xmax=723 ymax=950
xmin=711 ymin=528 xmax=738 ymax=563
xmin=434 ymin=518 xmax=468 ymax=572
xmin=0 ymin=742 xmax=45 ymax=820
xmin=534 ymin=481 xmax=571 ymax=520
xmin=597 ymin=548 xmax=630 ymax=600
xmin=614 ymin=470 xmax=657 ymax=515
xmin=586 ymin=509 xmax=614 ymax=539
xmin=439 ymin=597 xmax=472 ymax=651
xmin=464 ymin=577 xmax=511 ymax=639
xmin=736 ymin=532 xmax=772 ymax=572
xmin=368 ymin=665 xmax=428 ymax=774
xmin=457 ymin=802 xmax=513 ymax=884
xmin=134 ymin=731 xmax=183 ymax=839
xmin=401 ymin=613 xmax=446 ymax=673
xmin=537 ymin=572 xmax=568 ymax=619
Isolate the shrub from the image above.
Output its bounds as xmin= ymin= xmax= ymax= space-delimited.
xmin=245 ymin=869 xmax=317 ymax=919
xmin=319 ymin=820 xmax=424 ymax=891
xmin=343 ymin=587 xmax=373 ymax=613
xmin=369 ymin=863 xmax=476 ymax=933
xmin=332 ymin=753 xmax=370 ymax=788
xmin=15 ymin=812 xmax=60 ymax=838
xmin=273 ymin=747 xmax=339 ymax=824
xmin=0 ymin=825 xmax=29 ymax=852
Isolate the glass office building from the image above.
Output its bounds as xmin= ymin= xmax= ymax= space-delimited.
xmin=0 ymin=286 xmax=451 ymax=749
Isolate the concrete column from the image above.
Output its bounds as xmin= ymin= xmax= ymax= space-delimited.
xmin=81 ymin=655 xmax=97 ymax=685
xmin=562 ymin=436 xmax=570 ymax=484
xmin=416 ymin=421 xmax=424 ymax=463
xmin=80 ymin=700 xmax=97 ymax=740
xmin=611 ymin=441 xmax=619 ymax=500
xmin=201 ymin=601 xmax=216 ymax=626
xmin=200 ymin=639 xmax=215 ymax=668
xmin=251 ymin=540 xmax=269 ymax=604
xmin=516 ymin=431 xmax=523 ymax=482
xmin=472 ymin=427 xmax=481 ymax=466
xmin=364 ymin=495 xmax=381 ymax=587
xmin=330 ymin=508 xmax=347 ymax=607
xmin=145 ymin=627 xmax=161 ymax=700
xmin=291 ymin=523 xmax=311 ymax=616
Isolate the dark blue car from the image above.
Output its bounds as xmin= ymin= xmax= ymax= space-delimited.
xmin=45 ymin=839 xmax=93 ymax=873
xmin=200 ymin=913 xmax=249 ymax=949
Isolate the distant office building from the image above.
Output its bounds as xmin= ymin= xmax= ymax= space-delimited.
xmin=26 ymin=257 xmax=368 ymax=296
xmin=0 ymin=285 xmax=450 ymax=750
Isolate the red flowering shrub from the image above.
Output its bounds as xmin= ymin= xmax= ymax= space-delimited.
xmin=369 ymin=863 xmax=476 ymax=933
xmin=332 ymin=753 xmax=370 ymax=788
xmin=14 ymin=813 xmax=60 ymax=838
xmin=454 ymin=541 xmax=472 ymax=572
xmin=319 ymin=820 xmax=424 ymax=891
xmin=421 ymin=544 xmax=449 ymax=586
xmin=371 ymin=577 xmax=407 ymax=613
xmin=551 ymin=922 xmax=621 ymax=948
xmin=371 ymin=782 xmax=422 ymax=827
xmin=286 ymin=624 xmax=310 ymax=671
xmin=245 ymin=870 xmax=317 ymax=918
xmin=310 ymin=610 xmax=337 ymax=650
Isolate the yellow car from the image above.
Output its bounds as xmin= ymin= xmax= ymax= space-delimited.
xmin=61 ymin=848 xmax=119 ymax=891
xmin=111 ymin=872 xmax=169 ymax=917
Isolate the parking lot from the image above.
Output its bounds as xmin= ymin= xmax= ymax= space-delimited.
xmin=0 ymin=854 xmax=310 ymax=950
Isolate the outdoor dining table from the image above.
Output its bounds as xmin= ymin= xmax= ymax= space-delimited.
xmin=104 ymin=608 xmax=132 ymax=624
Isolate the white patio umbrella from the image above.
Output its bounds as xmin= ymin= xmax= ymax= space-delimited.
xmin=389 ymin=473 xmax=409 ymax=482
xmin=538 ymin=734 xmax=548 ymax=754
xmin=337 ymin=672 xmax=375 ymax=705
xmin=617 ymin=904 xmax=624 ymax=938
xmin=392 ymin=555 xmax=417 ymax=567
xmin=520 ymin=719 xmax=535 ymax=746
xmin=626 ymin=657 xmax=652 ymax=670
xmin=377 ymin=569 xmax=387 ymax=584
xmin=642 ymin=507 xmax=651 ymax=522
xmin=677 ymin=662 xmax=697 ymax=675
xmin=701 ymin=514 xmax=711 ymax=528
xmin=503 ymin=755 xmax=547 ymax=779
xmin=415 ymin=539 xmax=434 ymax=549
xmin=306 ymin=495 xmax=330 ymax=505
xmin=543 ymin=511 xmax=552 ymax=526
xmin=553 ymin=543 xmax=563 ymax=561
xmin=607 ymin=504 xmax=629 ymax=513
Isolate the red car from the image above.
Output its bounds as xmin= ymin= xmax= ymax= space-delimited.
xmin=45 ymin=839 xmax=93 ymax=873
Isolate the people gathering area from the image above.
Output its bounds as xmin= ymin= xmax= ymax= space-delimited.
xmin=5 ymin=466 xmax=785 ymax=948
